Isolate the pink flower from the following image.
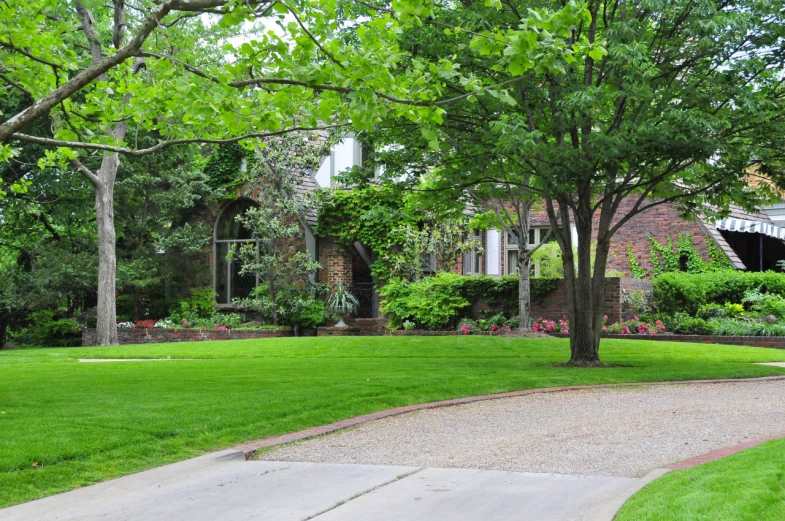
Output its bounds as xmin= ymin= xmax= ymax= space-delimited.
xmin=532 ymin=323 xmax=540 ymax=331
xmin=182 ymin=319 xmax=188 ymax=326
xmin=491 ymin=325 xmax=498 ymax=332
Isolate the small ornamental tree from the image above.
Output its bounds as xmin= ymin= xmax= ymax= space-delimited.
xmin=231 ymin=134 xmax=325 ymax=325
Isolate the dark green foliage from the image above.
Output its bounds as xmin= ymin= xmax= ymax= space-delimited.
xmin=19 ymin=311 xmax=82 ymax=347
xmin=316 ymin=184 xmax=475 ymax=281
xmin=379 ymin=272 xmax=557 ymax=330
xmin=669 ymin=313 xmax=712 ymax=335
xmin=203 ymin=144 xmax=247 ymax=189
xmin=653 ymin=271 xmax=785 ymax=315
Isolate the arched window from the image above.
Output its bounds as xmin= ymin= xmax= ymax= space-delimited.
xmin=214 ymin=199 xmax=259 ymax=305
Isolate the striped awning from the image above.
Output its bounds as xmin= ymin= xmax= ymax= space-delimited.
xmin=715 ymin=218 xmax=785 ymax=240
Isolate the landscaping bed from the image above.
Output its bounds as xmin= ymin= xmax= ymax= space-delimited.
xmin=82 ymin=326 xmax=294 ymax=346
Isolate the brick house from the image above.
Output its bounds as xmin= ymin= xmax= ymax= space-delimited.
xmin=209 ymin=137 xmax=785 ymax=319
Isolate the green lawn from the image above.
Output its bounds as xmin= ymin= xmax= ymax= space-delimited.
xmin=1 ymin=336 xmax=785 ymax=509
xmin=617 ymin=438 xmax=785 ymax=520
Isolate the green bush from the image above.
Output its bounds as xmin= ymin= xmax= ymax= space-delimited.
xmin=380 ymin=273 xmax=471 ymax=330
xmin=652 ymin=271 xmax=785 ymax=315
xmin=291 ymin=299 xmax=328 ymax=329
xmin=669 ymin=312 xmax=712 ymax=335
xmin=696 ymin=303 xmax=726 ymax=320
xmin=379 ymin=272 xmax=558 ymax=330
xmin=742 ymin=288 xmax=785 ymax=320
xmin=22 ymin=311 xmax=83 ymax=347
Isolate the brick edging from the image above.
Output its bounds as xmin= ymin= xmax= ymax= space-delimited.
xmin=232 ymin=374 xmax=785 ymax=457
xmin=666 ymin=433 xmax=785 ymax=470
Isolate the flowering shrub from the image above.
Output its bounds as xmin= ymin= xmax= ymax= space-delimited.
xmin=532 ymin=316 xmax=570 ymax=334
xmin=134 ymin=319 xmax=156 ymax=328
xmin=459 ymin=320 xmax=480 ymax=335
xmin=213 ymin=324 xmax=229 ymax=331
xmin=155 ymin=319 xmax=174 ymax=329
xmin=458 ymin=315 xmax=516 ymax=334
xmin=604 ymin=316 xmax=666 ymax=335
xmin=116 ymin=322 xmax=135 ymax=328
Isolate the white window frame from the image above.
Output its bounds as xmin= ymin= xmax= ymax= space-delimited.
xmin=504 ymin=228 xmax=557 ymax=277
xmin=464 ymin=229 xmax=483 ymax=275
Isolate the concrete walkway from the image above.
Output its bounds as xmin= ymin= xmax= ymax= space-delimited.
xmin=0 ymin=450 xmax=661 ymax=521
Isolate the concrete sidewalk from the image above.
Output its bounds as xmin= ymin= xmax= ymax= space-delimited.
xmin=0 ymin=450 xmax=657 ymax=521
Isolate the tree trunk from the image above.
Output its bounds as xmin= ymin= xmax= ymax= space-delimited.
xmin=269 ymin=266 xmax=278 ymax=326
xmin=0 ymin=320 xmax=8 ymax=347
xmin=517 ymin=251 xmax=532 ymax=330
xmin=565 ymin=210 xmax=601 ymax=364
xmin=94 ymin=155 xmax=120 ymax=346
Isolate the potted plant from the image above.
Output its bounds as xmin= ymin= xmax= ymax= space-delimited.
xmin=325 ymin=282 xmax=360 ymax=327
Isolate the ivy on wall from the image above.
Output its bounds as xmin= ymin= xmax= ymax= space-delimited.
xmin=637 ymin=233 xmax=732 ymax=276
xmin=626 ymin=244 xmax=647 ymax=279
xmin=315 ymin=184 xmax=475 ymax=281
xmin=203 ymin=143 xmax=247 ymax=189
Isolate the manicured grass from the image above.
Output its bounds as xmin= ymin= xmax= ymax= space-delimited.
xmin=617 ymin=438 xmax=785 ymax=520
xmin=1 ymin=336 xmax=785 ymax=508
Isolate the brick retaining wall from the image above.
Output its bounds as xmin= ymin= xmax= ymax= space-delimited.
xmin=530 ymin=277 xmax=651 ymax=324
xmin=82 ymin=327 xmax=293 ymax=346
xmin=552 ymin=333 xmax=785 ymax=349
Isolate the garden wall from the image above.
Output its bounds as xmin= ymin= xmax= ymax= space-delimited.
xmin=530 ymin=277 xmax=651 ymax=324
xmin=553 ymin=333 xmax=785 ymax=350
xmin=82 ymin=327 xmax=293 ymax=346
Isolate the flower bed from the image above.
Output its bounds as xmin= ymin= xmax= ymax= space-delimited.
xmin=82 ymin=327 xmax=293 ymax=346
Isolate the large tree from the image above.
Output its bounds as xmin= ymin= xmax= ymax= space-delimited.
xmin=344 ymin=0 xmax=785 ymax=363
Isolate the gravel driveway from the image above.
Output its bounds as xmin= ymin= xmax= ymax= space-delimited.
xmin=260 ymin=380 xmax=785 ymax=477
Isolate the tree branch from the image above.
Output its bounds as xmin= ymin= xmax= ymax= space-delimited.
xmin=13 ymin=123 xmax=350 ymax=156
xmin=0 ymin=0 xmax=272 ymax=142
xmin=69 ymin=158 xmax=101 ymax=188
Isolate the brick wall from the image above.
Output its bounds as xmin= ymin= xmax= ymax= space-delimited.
xmin=529 ymin=198 xmax=715 ymax=277
xmin=318 ymin=237 xmax=353 ymax=288
xmin=530 ymin=277 xmax=646 ymax=324
xmin=553 ymin=333 xmax=785 ymax=350
xmin=82 ymin=328 xmax=293 ymax=346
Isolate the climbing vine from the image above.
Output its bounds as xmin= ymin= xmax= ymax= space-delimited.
xmin=315 ymin=184 xmax=476 ymax=281
xmin=647 ymin=233 xmax=732 ymax=276
xmin=626 ymin=244 xmax=647 ymax=279
xmin=203 ymin=143 xmax=247 ymax=189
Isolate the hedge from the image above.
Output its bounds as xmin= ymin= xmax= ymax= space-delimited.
xmin=379 ymin=272 xmax=557 ymax=330
xmin=652 ymin=270 xmax=785 ymax=315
